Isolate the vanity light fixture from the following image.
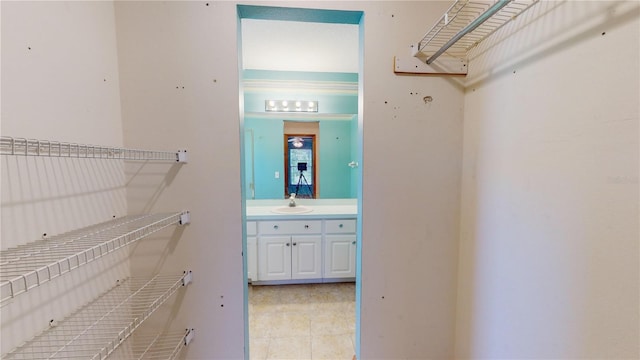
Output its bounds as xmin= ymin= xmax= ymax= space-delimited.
xmin=265 ymin=100 xmax=318 ymax=113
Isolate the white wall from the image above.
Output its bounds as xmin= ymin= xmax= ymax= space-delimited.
xmin=114 ymin=2 xmax=246 ymax=358
xmin=0 ymin=1 xmax=130 ymax=353
xmin=356 ymin=1 xmax=463 ymax=358
xmin=13 ymin=1 xmax=634 ymax=359
xmin=115 ymin=1 xmax=464 ymax=358
xmin=456 ymin=1 xmax=640 ymax=358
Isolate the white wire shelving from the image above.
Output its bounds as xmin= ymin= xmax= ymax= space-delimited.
xmin=0 ymin=136 xmax=187 ymax=162
xmin=108 ymin=328 xmax=195 ymax=360
xmin=416 ymin=0 xmax=539 ymax=62
xmin=3 ymin=272 xmax=193 ymax=360
xmin=0 ymin=212 xmax=191 ymax=303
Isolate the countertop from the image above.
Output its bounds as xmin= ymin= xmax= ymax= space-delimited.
xmin=246 ymin=199 xmax=357 ymax=221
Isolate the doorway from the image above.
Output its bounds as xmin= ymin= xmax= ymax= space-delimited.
xmin=238 ymin=5 xmax=364 ymax=359
xmin=284 ymin=120 xmax=319 ymax=199
xmin=285 ymin=134 xmax=316 ymax=199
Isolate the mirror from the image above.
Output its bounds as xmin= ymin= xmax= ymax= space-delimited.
xmin=241 ymin=19 xmax=359 ymax=200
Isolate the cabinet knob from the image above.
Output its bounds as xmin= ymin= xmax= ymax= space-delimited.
xmin=339 ymin=224 xmax=344 ymax=228
xmin=304 ymin=225 xmax=309 ymax=229
xmin=352 ymin=241 xmax=356 ymax=245
xmin=286 ymin=243 xmax=290 ymax=247
xmin=273 ymin=225 xmax=279 ymax=230
xmin=293 ymin=242 xmax=297 ymax=246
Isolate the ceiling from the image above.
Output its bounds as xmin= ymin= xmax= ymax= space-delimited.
xmin=241 ymin=19 xmax=359 ymax=73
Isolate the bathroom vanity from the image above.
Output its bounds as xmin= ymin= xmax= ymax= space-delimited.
xmin=246 ymin=199 xmax=357 ymax=284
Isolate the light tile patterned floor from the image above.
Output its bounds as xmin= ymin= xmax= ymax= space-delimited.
xmin=249 ymin=283 xmax=356 ymax=360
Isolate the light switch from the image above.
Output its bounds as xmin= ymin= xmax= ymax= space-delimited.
xmin=275 ymin=171 xmax=280 ymax=179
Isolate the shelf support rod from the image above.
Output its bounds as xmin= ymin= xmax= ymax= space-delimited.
xmin=427 ymin=0 xmax=512 ymax=64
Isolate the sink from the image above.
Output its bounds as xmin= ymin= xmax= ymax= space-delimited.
xmin=270 ymin=206 xmax=313 ymax=214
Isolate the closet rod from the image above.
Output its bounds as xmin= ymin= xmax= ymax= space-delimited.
xmin=427 ymin=0 xmax=512 ymax=64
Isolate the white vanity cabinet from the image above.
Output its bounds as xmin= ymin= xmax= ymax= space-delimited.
xmin=324 ymin=219 xmax=357 ymax=279
xmin=257 ymin=220 xmax=322 ymax=281
xmin=246 ymin=221 xmax=258 ymax=282
xmin=247 ymin=216 xmax=357 ymax=284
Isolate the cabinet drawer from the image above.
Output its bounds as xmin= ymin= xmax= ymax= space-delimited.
xmin=325 ymin=219 xmax=356 ymax=233
xmin=246 ymin=221 xmax=257 ymax=236
xmin=259 ymin=220 xmax=322 ymax=235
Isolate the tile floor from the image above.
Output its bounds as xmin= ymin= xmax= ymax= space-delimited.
xmin=248 ymin=282 xmax=356 ymax=360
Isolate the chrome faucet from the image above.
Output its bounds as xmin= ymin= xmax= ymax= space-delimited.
xmin=288 ymin=193 xmax=297 ymax=207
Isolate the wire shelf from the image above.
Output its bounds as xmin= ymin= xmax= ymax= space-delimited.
xmin=417 ymin=0 xmax=539 ymax=60
xmin=0 ymin=212 xmax=189 ymax=303
xmin=0 ymin=136 xmax=184 ymax=162
xmin=3 ymin=273 xmax=192 ymax=359
xmin=108 ymin=329 xmax=194 ymax=360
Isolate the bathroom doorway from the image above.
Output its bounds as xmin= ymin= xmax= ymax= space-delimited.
xmin=285 ymin=134 xmax=316 ymax=199
xmin=238 ymin=5 xmax=364 ymax=359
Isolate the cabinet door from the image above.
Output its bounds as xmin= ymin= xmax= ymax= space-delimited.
xmin=247 ymin=236 xmax=257 ymax=282
xmin=258 ymin=236 xmax=291 ymax=281
xmin=324 ymin=235 xmax=356 ymax=278
xmin=291 ymin=235 xmax=322 ymax=280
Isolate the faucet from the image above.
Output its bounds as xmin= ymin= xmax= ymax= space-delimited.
xmin=288 ymin=193 xmax=296 ymax=207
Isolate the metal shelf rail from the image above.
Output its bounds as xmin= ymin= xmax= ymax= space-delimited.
xmin=108 ymin=329 xmax=195 ymax=360
xmin=412 ymin=0 xmax=539 ymax=65
xmin=0 ymin=136 xmax=187 ymax=162
xmin=3 ymin=272 xmax=193 ymax=359
xmin=0 ymin=212 xmax=191 ymax=303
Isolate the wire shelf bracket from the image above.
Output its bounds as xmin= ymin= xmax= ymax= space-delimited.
xmin=394 ymin=0 xmax=539 ymax=75
xmin=2 ymin=273 xmax=193 ymax=360
xmin=0 ymin=136 xmax=188 ymax=163
xmin=0 ymin=212 xmax=190 ymax=303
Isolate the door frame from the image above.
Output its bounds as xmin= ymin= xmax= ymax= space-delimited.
xmin=237 ymin=5 xmax=364 ymax=359
xmin=284 ymin=133 xmax=317 ymax=198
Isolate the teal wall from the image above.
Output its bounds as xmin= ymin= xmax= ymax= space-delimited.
xmin=245 ymin=118 xmax=284 ymax=199
xmin=243 ymin=70 xmax=358 ymax=115
xmin=319 ymin=121 xmax=352 ymax=198
xmin=350 ymin=115 xmax=358 ymax=197
xmin=244 ymin=70 xmax=358 ymax=199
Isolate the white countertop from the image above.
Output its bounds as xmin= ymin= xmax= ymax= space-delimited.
xmin=246 ymin=199 xmax=357 ymax=220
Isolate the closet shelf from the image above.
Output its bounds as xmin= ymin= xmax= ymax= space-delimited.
xmin=0 ymin=136 xmax=187 ymax=162
xmin=395 ymin=0 xmax=539 ymax=75
xmin=0 ymin=212 xmax=190 ymax=303
xmin=3 ymin=273 xmax=193 ymax=360
xmin=418 ymin=0 xmax=538 ymax=61
xmin=107 ymin=328 xmax=195 ymax=360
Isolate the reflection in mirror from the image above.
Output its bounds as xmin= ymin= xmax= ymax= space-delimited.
xmin=286 ymin=135 xmax=315 ymax=199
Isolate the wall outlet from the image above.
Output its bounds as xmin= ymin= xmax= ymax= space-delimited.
xmin=275 ymin=171 xmax=280 ymax=179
